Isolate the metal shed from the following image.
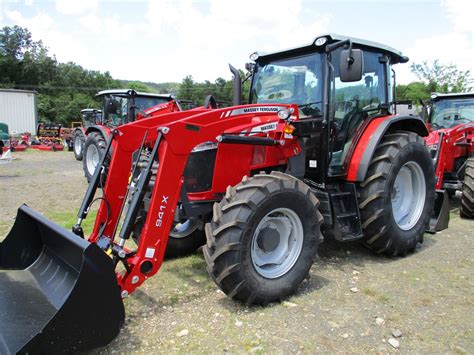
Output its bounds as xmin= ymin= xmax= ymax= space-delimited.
xmin=0 ymin=89 xmax=38 ymax=133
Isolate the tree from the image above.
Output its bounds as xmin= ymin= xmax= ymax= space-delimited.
xmin=1 ymin=26 xmax=122 ymax=124
xmin=0 ymin=25 xmax=57 ymax=86
xmin=396 ymin=82 xmax=430 ymax=104
xmin=410 ymin=60 xmax=472 ymax=93
xmin=127 ymin=81 xmax=156 ymax=93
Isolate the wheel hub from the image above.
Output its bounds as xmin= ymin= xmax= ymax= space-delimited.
xmin=74 ymin=136 xmax=82 ymax=155
xmin=86 ymin=144 xmax=99 ymax=176
xmin=251 ymin=207 xmax=304 ymax=279
xmin=391 ymin=161 xmax=426 ymax=230
xmin=256 ymin=225 xmax=280 ymax=252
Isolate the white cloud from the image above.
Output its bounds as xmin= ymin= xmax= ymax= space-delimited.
xmin=25 ymin=0 xmax=34 ymax=6
xmin=397 ymin=0 xmax=474 ymax=84
xmin=442 ymin=0 xmax=472 ymax=33
xmin=140 ymin=0 xmax=331 ymax=82
xmin=79 ymin=13 xmax=142 ymax=40
xmin=55 ymin=0 xmax=97 ymax=15
xmin=6 ymin=10 xmax=91 ymax=66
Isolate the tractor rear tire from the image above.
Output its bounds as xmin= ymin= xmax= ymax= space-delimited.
xmin=357 ymin=132 xmax=436 ymax=256
xmin=83 ymin=132 xmax=107 ymax=182
xmin=73 ymin=130 xmax=86 ymax=160
xmin=460 ymin=157 xmax=474 ymax=218
xmin=203 ymin=172 xmax=323 ymax=305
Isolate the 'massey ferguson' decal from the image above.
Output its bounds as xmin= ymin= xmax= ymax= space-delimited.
xmin=220 ymin=106 xmax=281 ymax=118
xmin=239 ymin=122 xmax=278 ymax=136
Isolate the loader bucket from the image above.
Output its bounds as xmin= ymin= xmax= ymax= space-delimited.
xmin=0 ymin=205 xmax=125 ymax=354
xmin=427 ymin=189 xmax=450 ymax=233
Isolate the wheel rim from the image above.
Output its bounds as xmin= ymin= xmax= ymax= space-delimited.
xmin=74 ymin=135 xmax=82 ymax=155
xmin=169 ymin=219 xmax=198 ymax=239
xmin=391 ymin=161 xmax=426 ymax=230
xmin=86 ymin=144 xmax=99 ymax=176
xmin=251 ymin=207 xmax=304 ymax=279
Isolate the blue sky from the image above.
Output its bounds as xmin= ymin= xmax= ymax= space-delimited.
xmin=1 ymin=0 xmax=472 ymax=84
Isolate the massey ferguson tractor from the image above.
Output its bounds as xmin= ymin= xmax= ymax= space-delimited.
xmin=0 ymin=34 xmax=449 ymax=353
xmin=424 ymin=92 xmax=474 ymax=217
xmin=78 ymin=89 xmax=179 ymax=181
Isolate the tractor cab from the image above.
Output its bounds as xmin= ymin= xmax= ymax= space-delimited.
xmin=80 ymin=109 xmax=102 ymax=128
xmin=96 ymin=90 xmax=174 ymax=127
xmin=247 ymin=33 xmax=409 ymax=179
xmin=427 ymin=92 xmax=474 ymax=130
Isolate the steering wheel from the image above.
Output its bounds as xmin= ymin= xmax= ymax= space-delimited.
xmin=203 ymin=95 xmax=218 ymax=109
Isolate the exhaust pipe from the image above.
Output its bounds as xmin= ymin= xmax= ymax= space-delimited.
xmin=229 ymin=64 xmax=242 ymax=106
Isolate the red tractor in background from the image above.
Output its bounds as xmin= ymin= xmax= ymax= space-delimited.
xmin=73 ymin=89 xmax=180 ymax=181
xmin=71 ymin=108 xmax=102 ymax=160
xmin=424 ymin=92 xmax=474 ymax=217
xmin=0 ymin=34 xmax=449 ymax=353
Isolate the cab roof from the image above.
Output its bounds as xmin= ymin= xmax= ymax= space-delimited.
xmin=253 ymin=33 xmax=408 ymax=65
xmin=431 ymin=92 xmax=474 ymax=101
xmin=96 ymin=89 xmax=174 ymax=100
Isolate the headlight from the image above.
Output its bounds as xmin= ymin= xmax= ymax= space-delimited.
xmin=315 ymin=36 xmax=327 ymax=46
xmin=249 ymin=52 xmax=259 ymax=61
xmin=277 ymin=108 xmax=292 ymax=120
xmin=191 ymin=141 xmax=218 ymax=152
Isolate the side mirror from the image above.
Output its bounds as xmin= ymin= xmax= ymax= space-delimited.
xmin=105 ymin=98 xmax=119 ymax=115
xmin=245 ymin=62 xmax=255 ymax=72
xmin=340 ymin=49 xmax=364 ymax=82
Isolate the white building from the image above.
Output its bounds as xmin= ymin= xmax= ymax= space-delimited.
xmin=0 ymin=89 xmax=38 ymax=133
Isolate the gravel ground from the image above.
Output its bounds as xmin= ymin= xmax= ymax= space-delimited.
xmin=0 ymin=151 xmax=473 ymax=353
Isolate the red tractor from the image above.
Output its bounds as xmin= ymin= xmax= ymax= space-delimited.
xmin=0 ymin=34 xmax=449 ymax=353
xmin=424 ymin=92 xmax=474 ymax=217
xmin=71 ymin=108 xmax=102 ymax=160
xmin=74 ymin=89 xmax=180 ymax=181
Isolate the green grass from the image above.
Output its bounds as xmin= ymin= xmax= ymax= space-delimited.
xmin=46 ymin=210 xmax=97 ymax=235
xmin=362 ymin=287 xmax=390 ymax=304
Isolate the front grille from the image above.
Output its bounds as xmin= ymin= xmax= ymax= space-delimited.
xmin=183 ymin=149 xmax=217 ymax=192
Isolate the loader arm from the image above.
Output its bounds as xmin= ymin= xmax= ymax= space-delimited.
xmin=88 ymin=104 xmax=300 ymax=295
xmin=432 ymin=122 xmax=474 ymax=189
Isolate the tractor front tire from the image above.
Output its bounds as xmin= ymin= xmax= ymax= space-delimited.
xmin=460 ymin=157 xmax=474 ymax=218
xmin=358 ymin=132 xmax=436 ymax=256
xmin=83 ymin=132 xmax=107 ymax=182
xmin=203 ymin=172 xmax=323 ymax=305
xmin=73 ymin=130 xmax=86 ymax=160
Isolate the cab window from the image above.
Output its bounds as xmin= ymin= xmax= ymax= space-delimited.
xmin=329 ymin=50 xmax=388 ymax=175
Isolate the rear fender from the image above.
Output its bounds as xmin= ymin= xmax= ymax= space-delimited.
xmin=85 ymin=125 xmax=110 ymax=139
xmin=74 ymin=127 xmax=87 ymax=136
xmin=346 ymin=115 xmax=428 ymax=182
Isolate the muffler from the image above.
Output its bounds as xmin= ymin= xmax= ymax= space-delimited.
xmin=0 ymin=205 xmax=124 ymax=354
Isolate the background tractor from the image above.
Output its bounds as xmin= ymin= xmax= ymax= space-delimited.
xmin=79 ymin=89 xmax=178 ymax=181
xmin=72 ymin=108 xmax=102 ymax=160
xmin=0 ymin=34 xmax=448 ymax=353
xmin=424 ymin=92 xmax=474 ymax=217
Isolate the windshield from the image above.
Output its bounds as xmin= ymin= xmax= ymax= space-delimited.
xmin=251 ymin=53 xmax=323 ymax=118
xmin=135 ymin=96 xmax=170 ymax=112
xmin=430 ymin=98 xmax=474 ymax=129
xmin=106 ymin=95 xmax=170 ymax=125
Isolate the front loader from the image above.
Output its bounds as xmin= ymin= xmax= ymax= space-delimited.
xmin=0 ymin=34 xmax=449 ymax=352
xmin=423 ymin=92 xmax=474 ymax=218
